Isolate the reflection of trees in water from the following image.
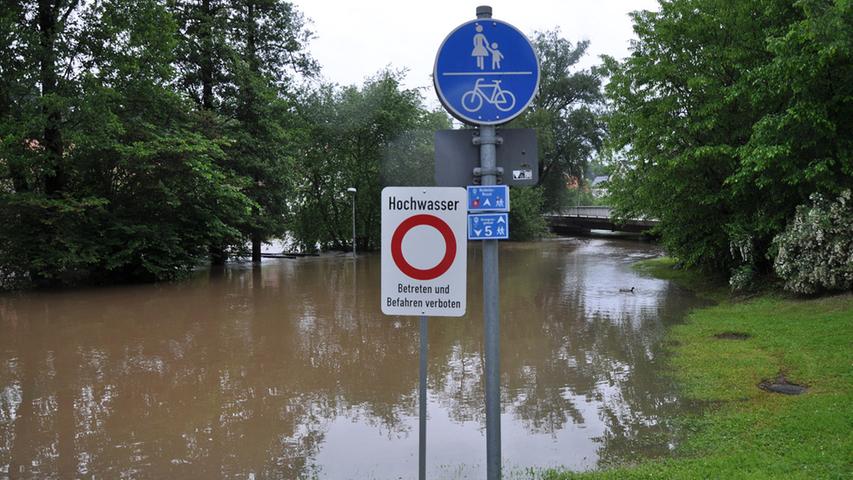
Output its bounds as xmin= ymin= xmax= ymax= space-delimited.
xmin=423 ymin=240 xmax=705 ymax=465
xmin=497 ymin=240 xmax=705 ymax=465
xmin=498 ymin=242 xmax=588 ymax=434
xmin=0 ymin=271 xmax=326 ymax=478
xmin=431 ymin=343 xmax=485 ymax=424
xmin=277 ymin=258 xmax=420 ymax=436
xmin=0 ymin=242 xmax=707 ymax=476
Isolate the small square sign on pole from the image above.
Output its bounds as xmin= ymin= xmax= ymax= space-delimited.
xmin=434 ymin=129 xmax=539 ymax=187
xmin=467 ymin=185 xmax=509 ymax=212
xmin=468 ymin=213 xmax=509 ymax=240
xmin=381 ymin=187 xmax=467 ymax=317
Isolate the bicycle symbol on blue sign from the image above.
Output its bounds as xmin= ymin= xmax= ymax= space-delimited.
xmin=462 ymin=79 xmax=516 ymax=113
xmin=434 ymin=18 xmax=539 ymax=125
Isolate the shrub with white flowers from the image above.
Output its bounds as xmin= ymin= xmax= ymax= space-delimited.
xmin=772 ymin=190 xmax=853 ymax=294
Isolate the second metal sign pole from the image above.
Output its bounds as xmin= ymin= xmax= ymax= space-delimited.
xmin=419 ymin=315 xmax=428 ymax=480
xmin=479 ymin=122 xmax=501 ymax=480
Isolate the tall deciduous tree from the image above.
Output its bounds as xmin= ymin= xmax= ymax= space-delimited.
xmin=511 ymin=30 xmax=605 ymax=210
xmin=291 ymin=71 xmax=449 ymax=252
xmin=502 ymin=29 xmax=605 ymax=240
xmin=604 ymin=0 xmax=852 ymax=273
xmin=170 ymin=0 xmax=230 ymax=111
xmin=0 ymin=0 xmax=253 ymax=287
xmin=0 ymin=0 xmax=107 ymax=286
xmin=226 ymin=0 xmax=316 ymax=262
xmin=169 ymin=0 xmax=316 ymax=263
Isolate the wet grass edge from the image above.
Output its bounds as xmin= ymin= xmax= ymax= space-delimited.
xmin=630 ymin=257 xmax=729 ymax=302
xmin=536 ymin=258 xmax=853 ymax=479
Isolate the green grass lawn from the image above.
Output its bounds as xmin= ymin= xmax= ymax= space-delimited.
xmin=542 ymin=259 xmax=853 ymax=479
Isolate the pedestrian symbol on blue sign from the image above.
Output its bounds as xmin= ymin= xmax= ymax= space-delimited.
xmin=472 ymin=25 xmax=489 ymax=69
xmin=468 ymin=213 xmax=509 ymax=240
xmin=467 ymin=185 xmax=510 ymax=212
xmin=435 ymin=18 xmax=540 ymax=125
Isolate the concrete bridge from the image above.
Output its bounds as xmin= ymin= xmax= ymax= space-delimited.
xmin=545 ymin=207 xmax=658 ymax=235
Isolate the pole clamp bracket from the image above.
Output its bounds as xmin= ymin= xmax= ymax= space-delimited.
xmin=472 ymin=134 xmax=503 ymax=146
xmin=472 ymin=167 xmax=504 ymax=185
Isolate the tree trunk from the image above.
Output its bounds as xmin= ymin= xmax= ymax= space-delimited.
xmin=38 ymin=0 xmax=65 ymax=196
xmin=200 ymin=0 xmax=214 ymax=110
xmin=210 ymin=245 xmax=228 ymax=265
xmin=247 ymin=3 xmax=261 ymax=265
xmin=251 ymin=232 xmax=262 ymax=263
xmin=246 ymin=2 xmax=259 ymax=72
xmin=9 ymin=162 xmax=30 ymax=193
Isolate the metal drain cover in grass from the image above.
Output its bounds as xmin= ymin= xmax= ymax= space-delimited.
xmin=759 ymin=374 xmax=807 ymax=395
xmin=714 ymin=331 xmax=751 ymax=340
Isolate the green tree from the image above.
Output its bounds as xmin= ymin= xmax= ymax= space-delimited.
xmin=169 ymin=0 xmax=240 ymax=264
xmin=502 ymin=29 xmax=604 ymax=240
xmin=170 ymin=0 xmax=230 ymax=111
xmin=0 ymin=0 xmax=253 ymax=287
xmin=604 ymin=0 xmax=852 ymax=273
xmin=291 ymin=71 xmax=447 ymax=252
xmin=168 ymin=0 xmax=315 ymax=263
xmin=0 ymin=0 xmax=116 ymax=286
xmin=381 ymin=109 xmax=450 ymax=187
xmin=508 ymin=187 xmax=548 ymax=240
xmin=511 ymin=30 xmax=605 ymax=210
xmin=224 ymin=0 xmax=316 ymax=262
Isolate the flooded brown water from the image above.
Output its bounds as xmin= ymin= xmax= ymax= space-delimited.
xmin=0 ymin=238 xmax=706 ymax=479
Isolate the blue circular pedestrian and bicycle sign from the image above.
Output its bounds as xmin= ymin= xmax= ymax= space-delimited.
xmin=434 ymin=18 xmax=540 ymax=125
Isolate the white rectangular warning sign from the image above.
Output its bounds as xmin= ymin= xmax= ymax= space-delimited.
xmin=381 ymin=187 xmax=467 ymax=317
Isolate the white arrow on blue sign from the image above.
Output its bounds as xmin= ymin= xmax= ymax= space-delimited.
xmin=468 ymin=213 xmax=509 ymax=240
xmin=434 ymin=18 xmax=540 ymax=125
xmin=467 ymin=185 xmax=509 ymax=212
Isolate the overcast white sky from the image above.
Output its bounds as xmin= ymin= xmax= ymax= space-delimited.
xmin=291 ymin=0 xmax=660 ymax=98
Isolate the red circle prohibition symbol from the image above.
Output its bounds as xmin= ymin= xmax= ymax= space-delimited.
xmin=391 ymin=214 xmax=456 ymax=281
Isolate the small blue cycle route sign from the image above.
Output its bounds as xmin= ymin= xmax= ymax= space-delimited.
xmin=434 ymin=18 xmax=539 ymax=125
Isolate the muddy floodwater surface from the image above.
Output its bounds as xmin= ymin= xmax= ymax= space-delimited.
xmin=0 ymin=238 xmax=708 ymax=479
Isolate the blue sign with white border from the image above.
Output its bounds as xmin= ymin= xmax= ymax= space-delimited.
xmin=468 ymin=213 xmax=509 ymax=240
xmin=434 ymin=18 xmax=539 ymax=125
xmin=467 ymin=185 xmax=509 ymax=212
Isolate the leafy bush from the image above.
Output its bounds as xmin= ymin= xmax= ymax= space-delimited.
xmin=509 ymin=187 xmax=549 ymax=241
xmin=729 ymin=264 xmax=756 ymax=292
xmin=0 ymin=194 xmax=109 ymax=288
xmin=772 ymin=190 xmax=853 ymax=294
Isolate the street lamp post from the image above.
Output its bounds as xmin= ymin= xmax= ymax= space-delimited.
xmin=347 ymin=187 xmax=357 ymax=257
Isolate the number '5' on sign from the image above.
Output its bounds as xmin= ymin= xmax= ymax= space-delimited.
xmin=468 ymin=213 xmax=509 ymax=240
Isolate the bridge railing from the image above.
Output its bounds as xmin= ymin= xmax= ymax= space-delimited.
xmin=545 ymin=206 xmax=658 ymax=225
xmin=544 ymin=206 xmax=658 ymax=233
xmin=558 ymin=206 xmax=613 ymax=218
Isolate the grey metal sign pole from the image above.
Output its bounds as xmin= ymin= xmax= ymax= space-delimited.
xmin=479 ymin=122 xmax=501 ymax=480
xmin=474 ymin=5 xmax=502 ymax=470
xmin=433 ymin=5 xmax=539 ymax=478
xmin=477 ymin=9 xmax=500 ymax=480
xmin=419 ymin=315 xmax=428 ymax=480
